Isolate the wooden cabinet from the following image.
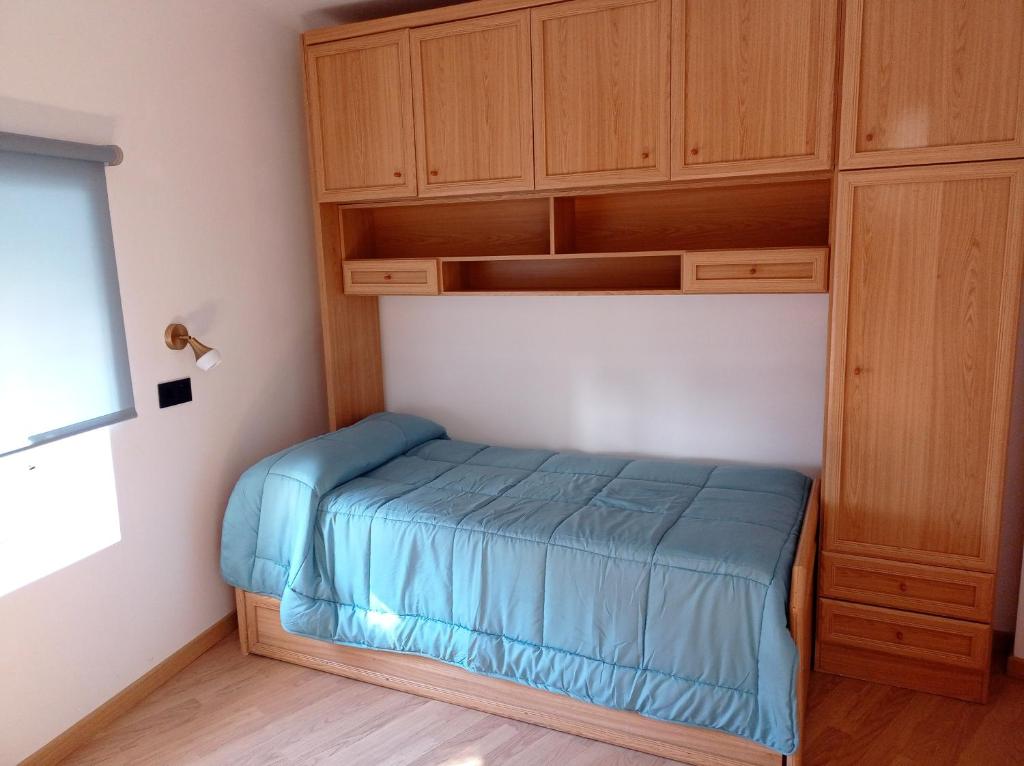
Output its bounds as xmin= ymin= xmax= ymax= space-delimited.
xmin=825 ymin=161 xmax=1024 ymax=573
xmin=531 ymin=0 xmax=671 ymax=189
xmin=818 ymin=160 xmax=1024 ymax=702
xmin=672 ymin=0 xmax=837 ymax=179
xmin=840 ymin=0 xmax=1024 ymax=169
xmin=305 ymin=31 xmax=417 ymax=202
xmin=410 ymin=12 xmax=534 ymax=196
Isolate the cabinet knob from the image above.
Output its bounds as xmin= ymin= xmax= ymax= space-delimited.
xmin=749 ymin=267 xmax=757 ymax=275
xmin=690 ymin=147 xmax=699 ymax=156
xmin=430 ymin=169 xmax=439 ymax=177
xmin=641 ymin=151 xmax=650 ymax=160
xmin=383 ymin=273 xmax=393 ymax=281
xmin=898 ymin=581 xmax=908 ymax=592
xmin=895 ymin=630 xmax=904 ymax=642
xmin=393 ymin=171 xmax=402 ymax=178
xmin=865 ymin=133 xmax=874 ymax=143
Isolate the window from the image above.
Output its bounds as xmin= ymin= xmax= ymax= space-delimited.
xmin=0 ymin=132 xmax=134 ymax=457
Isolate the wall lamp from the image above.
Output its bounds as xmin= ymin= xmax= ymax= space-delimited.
xmin=164 ymin=323 xmax=222 ymax=371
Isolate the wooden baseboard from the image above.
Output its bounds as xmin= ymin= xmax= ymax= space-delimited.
xmin=20 ymin=611 xmax=237 ymax=766
xmin=1008 ymin=655 xmax=1024 ymax=680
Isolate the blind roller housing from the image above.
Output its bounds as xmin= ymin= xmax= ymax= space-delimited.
xmin=0 ymin=136 xmax=134 ymax=457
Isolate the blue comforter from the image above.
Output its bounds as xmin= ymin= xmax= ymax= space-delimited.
xmin=221 ymin=412 xmax=810 ymax=753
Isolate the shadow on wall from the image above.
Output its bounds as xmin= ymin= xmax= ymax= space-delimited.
xmin=300 ymin=0 xmax=468 ymax=28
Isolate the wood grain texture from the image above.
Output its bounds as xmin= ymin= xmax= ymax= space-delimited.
xmin=343 ymin=258 xmax=440 ymax=295
xmin=411 ymin=11 xmax=535 ymax=196
xmin=786 ymin=480 xmax=819 ymax=766
xmin=672 ymin=0 xmax=837 ymax=179
xmin=681 ymin=248 xmax=828 ymax=294
xmin=823 ymin=161 xmax=1024 ymax=573
xmin=310 ymin=204 xmax=385 ymax=429
xmin=305 ymin=30 xmax=417 ymax=202
xmin=48 ymin=628 xmax=1024 ymax=766
xmin=531 ymin=0 xmax=672 ymax=188
xmin=818 ymin=599 xmax=991 ymax=671
xmin=343 ymin=197 xmax=551 ymax=260
xmin=440 ymin=252 xmax=683 ymax=294
xmin=819 ymin=552 xmax=995 ymax=623
xmin=335 ymin=168 xmax=836 ymax=209
xmin=1009 ymin=656 xmax=1024 ymax=680
xmin=239 ymin=591 xmax=782 ymax=766
xmin=839 ymin=0 xmax=1024 ymax=169
xmin=570 ymin=178 xmax=831 ymax=253
xmin=21 ymin=613 xmax=236 ymax=766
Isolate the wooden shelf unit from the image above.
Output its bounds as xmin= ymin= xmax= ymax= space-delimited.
xmin=332 ymin=175 xmax=831 ymax=295
xmin=441 ymin=253 xmax=684 ymax=294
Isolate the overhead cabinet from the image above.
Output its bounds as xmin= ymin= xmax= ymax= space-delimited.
xmin=305 ymin=31 xmax=418 ymax=202
xmin=840 ymin=0 xmax=1024 ymax=168
xmin=531 ymin=0 xmax=672 ymax=188
xmin=411 ymin=12 xmax=534 ymax=195
xmin=304 ymin=0 xmax=840 ymax=202
xmin=671 ymin=0 xmax=837 ymax=178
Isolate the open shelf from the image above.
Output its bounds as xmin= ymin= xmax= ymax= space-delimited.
xmin=341 ymin=197 xmax=550 ymax=260
xmin=552 ymin=177 xmax=830 ymax=254
xmin=333 ymin=174 xmax=832 ymax=296
xmin=441 ymin=253 xmax=682 ymax=295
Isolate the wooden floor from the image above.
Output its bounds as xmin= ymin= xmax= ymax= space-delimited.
xmin=63 ymin=633 xmax=1024 ymax=766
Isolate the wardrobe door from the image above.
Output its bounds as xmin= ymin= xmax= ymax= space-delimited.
xmin=824 ymin=161 xmax=1024 ymax=572
xmin=672 ymin=0 xmax=837 ymax=179
xmin=305 ymin=30 xmax=417 ymax=202
xmin=532 ymin=0 xmax=671 ymax=189
xmin=839 ymin=0 xmax=1024 ymax=169
xmin=411 ymin=12 xmax=534 ymax=196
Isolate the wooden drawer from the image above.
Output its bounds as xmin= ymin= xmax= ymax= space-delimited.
xmin=818 ymin=599 xmax=991 ymax=671
xmin=819 ymin=553 xmax=994 ymax=622
xmin=343 ymin=259 xmax=438 ymax=295
xmin=681 ymin=248 xmax=828 ymax=294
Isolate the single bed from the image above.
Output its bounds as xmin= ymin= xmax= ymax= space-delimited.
xmin=222 ymin=412 xmax=818 ymax=766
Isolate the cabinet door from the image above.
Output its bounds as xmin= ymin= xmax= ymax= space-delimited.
xmin=411 ymin=12 xmax=533 ymax=196
xmin=824 ymin=161 xmax=1024 ymax=572
xmin=840 ymin=0 xmax=1024 ymax=169
xmin=305 ymin=31 xmax=417 ymax=202
xmin=672 ymin=0 xmax=837 ymax=179
xmin=532 ymin=0 xmax=671 ymax=189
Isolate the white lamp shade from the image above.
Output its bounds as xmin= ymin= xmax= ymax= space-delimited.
xmin=196 ymin=348 xmax=221 ymax=371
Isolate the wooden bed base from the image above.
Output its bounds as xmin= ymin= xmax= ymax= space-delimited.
xmin=235 ymin=481 xmax=818 ymax=766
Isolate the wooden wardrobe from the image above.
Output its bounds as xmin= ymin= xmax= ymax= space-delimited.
xmin=299 ymin=0 xmax=1024 ymax=706
xmin=816 ymin=0 xmax=1024 ymax=703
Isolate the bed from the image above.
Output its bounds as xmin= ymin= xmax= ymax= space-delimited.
xmin=222 ymin=412 xmax=819 ymax=766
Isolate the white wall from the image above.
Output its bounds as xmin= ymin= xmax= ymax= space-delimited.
xmin=0 ymin=2 xmax=325 ymax=762
xmin=382 ymin=295 xmax=830 ymax=474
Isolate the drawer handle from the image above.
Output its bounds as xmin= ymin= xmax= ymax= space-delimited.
xmin=749 ymin=267 xmax=757 ymax=275
xmin=393 ymin=171 xmax=402 ymax=178
xmin=383 ymin=273 xmax=393 ymax=281
xmin=430 ymin=170 xmax=439 ymax=177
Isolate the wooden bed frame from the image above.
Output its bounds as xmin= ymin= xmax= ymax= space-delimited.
xmin=234 ymin=480 xmax=818 ymax=766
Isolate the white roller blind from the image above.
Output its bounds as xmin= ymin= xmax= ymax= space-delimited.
xmin=0 ymin=134 xmax=134 ymax=457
